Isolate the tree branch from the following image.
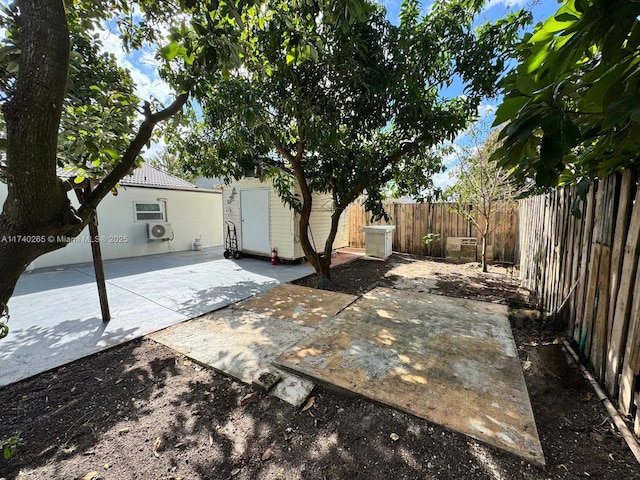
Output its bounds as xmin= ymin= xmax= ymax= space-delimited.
xmin=69 ymin=91 xmax=190 ymax=234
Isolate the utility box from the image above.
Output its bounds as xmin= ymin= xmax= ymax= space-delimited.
xmin=446 ymin=236 xmax=478 ymax=263
xmin=363 ymin=225 xmax=395 ymax=260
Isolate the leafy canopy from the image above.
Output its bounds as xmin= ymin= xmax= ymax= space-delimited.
xmin=168 ymin=0 xmax=531 ymax=219
xmin=492 ymin=0 xmax=640 ymax=187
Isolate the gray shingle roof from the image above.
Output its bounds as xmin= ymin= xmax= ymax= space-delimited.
xmin=120 ymin=163 xmax=197 ymax=190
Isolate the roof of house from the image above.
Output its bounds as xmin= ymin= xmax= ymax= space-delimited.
xmin=120 ymin=163 xmax=197 ymax=190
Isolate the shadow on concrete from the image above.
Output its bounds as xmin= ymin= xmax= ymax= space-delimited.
xmin=177 ymin=280 xmax=280 ymax=318
xmin=0 ymin=317 xmax=138 ymax=386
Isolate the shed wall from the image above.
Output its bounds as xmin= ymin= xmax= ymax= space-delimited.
xmin=223 ymin=178 xmax=350 ymax=261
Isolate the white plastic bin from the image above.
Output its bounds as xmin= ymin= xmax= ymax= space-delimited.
xmin=362 ymin=225 xmax=395 ymax=260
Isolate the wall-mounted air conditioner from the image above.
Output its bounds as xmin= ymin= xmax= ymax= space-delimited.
xmin=147 ymin=222 xmax=172 ymax=240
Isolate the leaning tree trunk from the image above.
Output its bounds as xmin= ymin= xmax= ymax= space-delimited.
xmin=0 ymin=0 xmax=75 ymax=315
xmin=0 ymin=0 xmax=189 ymax=320
xmin=285 ymin=149 xmax=335 ymax=286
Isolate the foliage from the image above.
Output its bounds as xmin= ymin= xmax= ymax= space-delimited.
xmin=422 ymin=233 xmax=441 ymax=245
xmin=492 ymin=0 xmax=640 ymax=187
xmin=148 ymin=149 xmax=197 ymax=182
xmin=164 ymin=0 xmax=530 ymax=279
xmin=0 ymin=434 xmax=21 ymax=461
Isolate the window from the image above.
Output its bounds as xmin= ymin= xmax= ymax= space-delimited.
xmin=134 ymin=202 xmax=165 ymax=221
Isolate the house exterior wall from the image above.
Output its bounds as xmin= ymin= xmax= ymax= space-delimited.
xmin=0 ymin=183 xmax=223 ymax=269
xmin=223 ymin=177 xmax=350 ymax=261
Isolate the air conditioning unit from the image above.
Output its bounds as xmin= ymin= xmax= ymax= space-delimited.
xmin=147 ymin=222 xmax=172 ymax=240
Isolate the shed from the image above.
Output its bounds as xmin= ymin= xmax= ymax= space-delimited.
xmin=222 ymin=176 xmax=349 ymax=261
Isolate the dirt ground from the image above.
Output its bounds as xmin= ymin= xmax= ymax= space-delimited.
xmin=1 ymin=254 xmax=639 ymax=480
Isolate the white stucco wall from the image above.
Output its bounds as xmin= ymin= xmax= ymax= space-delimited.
xmin=0 ymin=183 xmax=223 ymax=269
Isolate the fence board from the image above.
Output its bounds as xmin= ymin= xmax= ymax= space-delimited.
xmin=568 ymin=189 xmax=584 ymax=329
xmin=590 ymin=175 xmax=618 ymax=378
xmin=620 ymin=259 xmax=640 ymax=415
xmin=611 ymin=184 xmax=640 ymax=408
xmin=605 ymin=171 xmax=637 ymax=396
xmin=573 ymin=186 xmax=597 ymax=344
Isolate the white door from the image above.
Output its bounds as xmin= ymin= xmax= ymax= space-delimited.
xmin=240 ymin=189 xmax=270 ymax=254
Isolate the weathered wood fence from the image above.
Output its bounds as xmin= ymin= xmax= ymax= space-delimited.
xmin=348 ymin=202 xmax=519 ymax=262
xmin=519 ymin=169 xmax=640 ymax=434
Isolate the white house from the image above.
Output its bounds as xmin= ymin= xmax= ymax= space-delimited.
xmin=0 ymin=164 xmax=223 ymax=269
xmin=222 ymin=176 xmax=349 ymax=261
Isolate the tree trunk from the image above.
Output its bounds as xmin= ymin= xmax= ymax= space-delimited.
xmin=295 ymin=187 xmax=333 ymax=284
xmin=0 ymin=1 xmax=189 ymax=319
xmin=279 ymin=135 xmax=335 ymax=286
xmin=0 ymin=0 xmax=73 ymax=314
xmin=481 ymin=222 xmax=489 ymax=273
xmin=481 ymin=235 xmax=488 ymax=272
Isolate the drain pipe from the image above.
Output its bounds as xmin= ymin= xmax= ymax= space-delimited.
xmin=561 ymin=338 xmax=640 ymax=464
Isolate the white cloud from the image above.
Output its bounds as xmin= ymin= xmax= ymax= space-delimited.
xmin=432 ymin=170 xmax=454 ymax=190
xmin=477 ymin=102 xmax=497 ymax=120
xmin=484 ymin=0 xmax=529 ymax=11
xmin=93 ymin=23 xmax=173 ymax=105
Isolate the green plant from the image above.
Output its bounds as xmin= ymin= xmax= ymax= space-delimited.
xmin=1 ymin=434 xmax=21 ymax=460
xmin=422 ymin=233 xmax=441 ymax=245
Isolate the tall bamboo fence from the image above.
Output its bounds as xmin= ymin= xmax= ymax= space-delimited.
xmin=518 ymin=170 xmax=640 ymax=435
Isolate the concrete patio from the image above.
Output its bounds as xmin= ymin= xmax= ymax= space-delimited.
xmin=0 ymin=246 xmax=314 ymax=387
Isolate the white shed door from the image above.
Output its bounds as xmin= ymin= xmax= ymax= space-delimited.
xmin=240 ymin=189 xmax=270 ymax=254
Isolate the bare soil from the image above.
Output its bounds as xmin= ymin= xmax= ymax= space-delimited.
xmin=1 ymin=254 xmax=639 ymax=480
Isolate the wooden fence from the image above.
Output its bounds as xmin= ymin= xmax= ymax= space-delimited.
xmin=518 ymin=170 xmax=640 ymax=434
xmin=348 ymin=202 xmax=519 ymax=262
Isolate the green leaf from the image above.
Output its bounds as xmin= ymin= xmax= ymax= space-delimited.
xmin=535 ymin=165 xmax=558 ymax=187
xmin=160 ymin=42 xmax=181 ymax=60
xmin=540 ymin=133 xmax=563 ymax=168
xmin=554 ymin=13 xmax=579 ymax=23
xmin=493 ymin=96 xmax=529 ymax=125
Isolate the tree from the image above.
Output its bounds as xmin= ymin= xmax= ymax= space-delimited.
xmin=0 ymin=0 xmax=369 ymax=333
xmin=173 ymin=0 xmax=531 ymax=285
xmin=0 ymin=0 xmax=197 ymax=332
xmin=446 ymin=128 xmax=530 ymax=272
xmin=148 ymin=149 xmax=197 ymax=182
xmin=492 ymin=0 xmax=640 ymax=187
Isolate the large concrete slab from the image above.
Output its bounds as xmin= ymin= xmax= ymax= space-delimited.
xmin=149 ymin=308 xmax=316 ymax=407
xmin=274 ymin=287 xmax=545 ymax=466
xmin=236 ymin=284 xmax=357 ymax=326
xmin=1 ymin=247 xmax=314 ymax=387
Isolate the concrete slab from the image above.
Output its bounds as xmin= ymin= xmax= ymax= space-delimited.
xmin=236 ymin=284 xmax=357 ymax=327
xmin=274 ymin=287 xmax=545 ymax=466
xmin=149 ymin=308 xmax=315 ymax=407
xmin=1 ymin=247 xmax=314 ymax=387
